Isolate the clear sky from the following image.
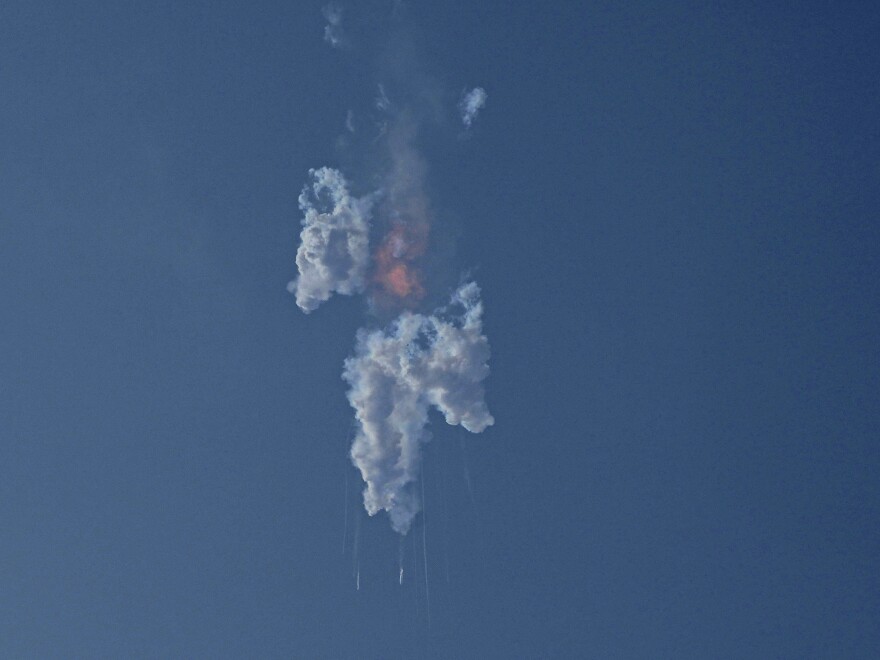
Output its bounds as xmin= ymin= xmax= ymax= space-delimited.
xmin=2 ymin=1 xmax=879 ymax=657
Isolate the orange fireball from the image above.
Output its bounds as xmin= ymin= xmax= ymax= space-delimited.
xmin=372 ymin=222 xmax=428 ymax=306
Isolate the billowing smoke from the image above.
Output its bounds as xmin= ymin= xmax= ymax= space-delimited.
xmin=288 ymin=168 xmax=375 ymax=313
xmin=291 ymin=6 xmax=493 ymax=534
xmin=459 ymin=87 xmax=487 ymax=128
xmin=343 ymin=283 xmax=494 ymax=534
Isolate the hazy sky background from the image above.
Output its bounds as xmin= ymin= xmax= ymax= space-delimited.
xmin=2 ymin=1 xmax=878 ymax=657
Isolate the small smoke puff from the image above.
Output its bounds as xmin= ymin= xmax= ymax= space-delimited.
xmin=343 ymin=283 xmax=494 ymax=534
xmin=289 ymin=168 xmax=375 ymax=313
xmin=375 ymin=84 xmax=392 ymax=112
xmin=459 ymin=87 xmax=487 ymax=128
xmin=323 ymin=4 xmax=346 ymax=49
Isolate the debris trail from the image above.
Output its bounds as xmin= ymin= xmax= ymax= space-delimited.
xmin=421 ymin=456 xmax=431 ymax=629
xmin=461 ymin=436 xmax=475 ymax=504
xmin=342 ymin=465 xmax=349 ymax=554
xmin=399 ymin=536 xmax=405 ymax=585
xmin=352 ymin=512 xmax=361 ymax=578
xmin=437 ymin=451 xmax=451 ymax=584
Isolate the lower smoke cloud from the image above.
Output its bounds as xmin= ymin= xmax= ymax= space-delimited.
xmin=343 ymin=283 xmax=494 ymax=534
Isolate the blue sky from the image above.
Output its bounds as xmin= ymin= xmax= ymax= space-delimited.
xmin=2 ymin=1 xmax=879 ymax=657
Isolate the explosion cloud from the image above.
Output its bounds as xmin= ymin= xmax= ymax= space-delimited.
xmin=344 ymin=283 xmax=493 ymax=534
xmin=370 ymin=110 xmax=431 ymax=310
xmin=373 ymin=224 xmax=427 ymax=301
xmin=291 ymin=6 xmax=493 ymax=534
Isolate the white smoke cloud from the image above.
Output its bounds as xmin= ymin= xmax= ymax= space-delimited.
xmin=459 ymin=87 xmax=487 ymax=128
xmin=323 ymin=4 xmax=346 ymax=49
xmin=288 ymin=167 xmax=375 ymax=313
xmin=343 ymin=283 xmax=494 ymax=534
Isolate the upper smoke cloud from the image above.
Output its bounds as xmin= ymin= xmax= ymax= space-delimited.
xmin=322 ymin=4 xmax=346 ymax=49
xmin=459 ymin=87 xmax=487 ymax=128
xmin=288 ymin=167 xmax=375 ymax=313
xmin=343 ymin=283 xmax=494 ymax=534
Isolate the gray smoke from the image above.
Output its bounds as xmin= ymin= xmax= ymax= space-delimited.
xmin=288 ymin=167 xmax=376 ymax=313
xmin=343 ymin=283 xmax=494 ymax=534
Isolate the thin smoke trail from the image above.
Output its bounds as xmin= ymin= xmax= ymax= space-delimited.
xmin=343 ymin=419 xmax=357 ymax=554
xmin=342 ymin=464 xmax=349 ymax=554
xmin=409 ymin=526 xmax=421 ymax=620
xmin=352 ymin=512 xmax=361 ymax=579
xmin=412 ymin=528 xmax=418 ymax=591
xmin=436 ymin=447 xmax=451 ymax=584
xmin=461 ymin=436 xmax=475 ymax=504
xmin=420 ymin=457 xmax=431 ymax=629
xmin=399 ymin=536 xmax=405 ymax=585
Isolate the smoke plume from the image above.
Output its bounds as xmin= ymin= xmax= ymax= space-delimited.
xmin=290 ymin=6 xmax=493 ymax=534
xmin=343 ymin=283 xmax=494 ymax=534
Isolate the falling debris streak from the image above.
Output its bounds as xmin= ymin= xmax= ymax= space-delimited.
xmin=399 ymin=536 xmax=405 ymax=585
xmin=412 ymin=528 xmax=418 ymax=587
xmin=437 ymin=452 xmax=451 ymax=585
xmin=352 ymin=513 xmax=361 ymax=578
xmin=342 ymin=466 xmax=348 ymax=554
xmin=412 ymin=522 xmax=422 ymax=621
xmin=461 ymin=436 xmax=475 ymax=504
xmin=421 ymin=458 xmax=431 ymax=630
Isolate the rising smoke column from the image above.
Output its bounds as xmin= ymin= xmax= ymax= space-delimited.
xmin=290 ymin=6 xmax=493 ymax=534
xmin=343 ymin=282 xmax=494 ymax=534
